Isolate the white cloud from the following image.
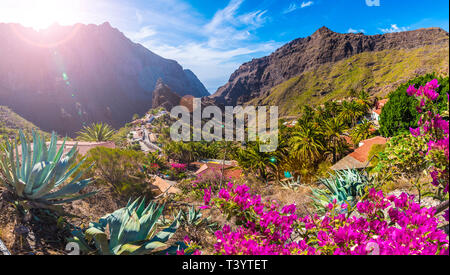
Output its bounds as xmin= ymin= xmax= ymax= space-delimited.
xmin=283 ymin=1 xmax=314 ymax=14
xmin=127 ymin=26 xmax=157 ymax=41
xmin=379 ymin=24 xmax=409 ymax=33
xmin=301 ymin=1 xmax=314 ymax=8
xmin=348 ymin=28 xmax=365 ymax=33
xmin=283 ymin=3 xmax=299 ymax=14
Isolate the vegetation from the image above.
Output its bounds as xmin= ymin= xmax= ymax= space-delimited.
xmin=0 ymin=106 xmax=50 ymax=140
xmin=0 ymin=130 xmax=96 ymax=207
xmin=77 ymin=122 xmax=116 ymax=142
xmin=379 ymin=74 xmax=449 ymax=137
xmin=81 ymin=147 xmax=149 ymax=196
xmin=310 ymin=169 xmax=369 ymax=213
xmin=71 ymin=198 xmax=181 ymax=255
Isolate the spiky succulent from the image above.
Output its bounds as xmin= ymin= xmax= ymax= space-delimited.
xmin=310 ymin=169 xmax=368 ymax=212
xmin=179 ymin=206 xmax=218 ymax=232
xmin=71 ymin=198 xmax=182 ymax=255
xmin=76 ymin=122 xmax=116 ymax=142
xmin=180 ymin=206 xmax=204 ymax=226
xmin=0 ymin=130 xmax=96 ymax=205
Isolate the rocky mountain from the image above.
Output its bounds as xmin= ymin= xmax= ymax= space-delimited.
xmin=151 ymin=79 xmax=182 ymax=111
xmin=210 ymin=27 xmax=449 ymax=113
xmin=0 ymin=22 xmax=209 ymax=136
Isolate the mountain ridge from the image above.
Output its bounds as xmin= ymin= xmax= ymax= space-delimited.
xmin=0 ymin=22 xmax=209 ymax=136
xmin=209 ymin=26 xmax=449 ymax=107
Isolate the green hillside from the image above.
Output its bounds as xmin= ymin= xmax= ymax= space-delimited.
xmin=248 ymin=44 xmax=449 ymax=116
xmin=0 ymin=106 xmax=50 ymax=139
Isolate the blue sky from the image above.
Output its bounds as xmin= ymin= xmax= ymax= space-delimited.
xmin=0 ymin=0 xmax=449 ymax=93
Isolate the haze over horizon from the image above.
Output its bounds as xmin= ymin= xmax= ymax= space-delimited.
xmin=1 ymin=0 xmax=449 ymax=94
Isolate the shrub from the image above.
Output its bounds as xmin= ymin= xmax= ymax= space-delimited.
xmin=379 ymin=74 xmax=448 ymax=137
xmin=82 ymin=147 xmax=149 ymax=196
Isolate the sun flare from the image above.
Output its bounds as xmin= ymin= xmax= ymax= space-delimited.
xmin=15 ymin=0 xmax=81 ymax=30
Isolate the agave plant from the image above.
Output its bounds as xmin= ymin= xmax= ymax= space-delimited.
xmin=310 ymin=169 xmax=369 ymax=213
xmin=76 ymin=122 xmax=116 ymax=142
xmin=279 ymin=176 xmax=302 ymax=191
xmin=71 ymin=198 xmax=182 ymax=255
xmin=0 ymin=130 xmax=96 ymax=206
xmin=178 ymin=206 xmax=219 ymax=233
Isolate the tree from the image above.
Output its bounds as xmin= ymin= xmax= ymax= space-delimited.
xmin=77 ymin=122 xmax=116 ymax=142
xmin=379 ymin=74 xmax=449 ymax=137
xmin=290 ymin=122 xmax=325 ymax=164
xmin=323 ymin=117 xmax=349 ymax=163
xmin=235 ymin=141 xmax=277 ymax=182
xmin=339 ymin=100 xmax=365 ymax=127
xmin=351 ymin=119 xmax=374 ymax=145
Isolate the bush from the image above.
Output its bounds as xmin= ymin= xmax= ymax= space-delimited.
xmin=379 ymin=73 xmax=449 ymax=137
xmin=82 ymin=147 xmax=150 ymax=196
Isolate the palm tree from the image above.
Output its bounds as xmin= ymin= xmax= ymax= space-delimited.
xmin=357 ymin=90 xmax=372 ymax=110
xmin=290 ymin=122 xmax=325 ymax=164
xmin=236 ymin=141 xmax=277 ymax=182
xmin=324 ymin=100 xmax=341 ymax=118
xmin=339 ymin=100 xmax=365 ymax=127
xmin=77 ymin=122 xmax=116 ymax=142
xmin=323 ymin=117 xmax=348 ymax=163
xmin=351 ymin=119 xmax=374 ymax=145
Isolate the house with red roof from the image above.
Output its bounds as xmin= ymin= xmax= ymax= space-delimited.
xmin=371 ymin=99 xmax=389 ymax=122
xmin=330 ymin=136 xmax=387 ymax=171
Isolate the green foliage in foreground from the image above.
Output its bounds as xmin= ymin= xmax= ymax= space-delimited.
xmin=379 ymin=74 xmax=449 ymax=137
xmin=71 ymin=198 xmax=181 ymax=255
xmin=0 ymin=130 xmax=96 ymax=205
xmin=77 ymin=122 xmax=116 ymax=142
xmin=81 ymin=147 xmax=148 ymax=196
xmin=310 ymin=169 xmax=369 ymax=213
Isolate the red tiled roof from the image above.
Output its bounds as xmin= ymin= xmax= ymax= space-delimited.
xmin=373 ymin=99 xmax=389 ymax=115
xmin=350 ymin=136 xmax=387 ymax=163
xmin=331 ymin=136 xmax=387 ymax=170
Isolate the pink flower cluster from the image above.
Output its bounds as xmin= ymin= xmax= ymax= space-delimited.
xmin=204 ymin=183 xmax=449 ymax=255
xmin=407 ymin=79 xmax=449 ymax=220
xmin=171 ymin=163 xmax=187 ymax=172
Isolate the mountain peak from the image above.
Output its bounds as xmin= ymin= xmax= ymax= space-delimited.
xmin=312 ymin=26 xmax=334 ymax=36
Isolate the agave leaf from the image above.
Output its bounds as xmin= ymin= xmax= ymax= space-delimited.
xmin=117 ymin=209 xmax=142 ymax=245
xmin=85 ymin=227 xmax=111 ymax=255
xmin=137 ymin=204 xmax=164 ymax=240
xmin=129 ymin=241 xmax=167 ymax=255
xmin=40 ymin=178 xmax=94 ymax=200
xmin=24 ymin=161 xmax=51 ymax=196
xmin=150 ymin=214 xmax=180 ymax=244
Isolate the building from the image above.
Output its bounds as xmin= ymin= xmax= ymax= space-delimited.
xmin=330 ymin=136 xmax=387 ymax=171
xmin=371 ymin=99 xmax=389 ymax=122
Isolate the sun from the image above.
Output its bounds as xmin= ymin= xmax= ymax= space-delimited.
xmin=19 ymin=0 xmax=81 ymax=30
